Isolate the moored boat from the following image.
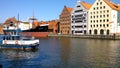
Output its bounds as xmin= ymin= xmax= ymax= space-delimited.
xmin=21 ymin=24 xmax=49 ymax=38
xmin=1 ymin=26 xmax=39 ymax=50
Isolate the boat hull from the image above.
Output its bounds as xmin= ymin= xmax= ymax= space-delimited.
xmin=0 ymin=44 xmax=39 ymax=50
xmin=21 ymin=32 xmax=48 ymax=38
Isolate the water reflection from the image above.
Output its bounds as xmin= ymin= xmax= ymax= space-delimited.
xmin=0 ymin=49 xmax=39 ymax=68
xmin=0 ymin=37 xmax=120 ymax=68
xmin=1 ymin=50 xmax=38 ymax=60
xmin=59 ymin=37 xmax=71 ymax=68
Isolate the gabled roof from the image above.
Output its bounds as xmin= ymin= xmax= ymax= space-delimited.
xmin=81 ymin=2 xmax=92 ymax=10
xmin=104 ymin=0 xmax=120 ymax=11
xmin=66 ymin=7 xmax=73 ymax=13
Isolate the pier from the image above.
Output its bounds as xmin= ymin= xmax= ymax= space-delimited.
xmin=48 ymin=34 xmax=120 ymax=40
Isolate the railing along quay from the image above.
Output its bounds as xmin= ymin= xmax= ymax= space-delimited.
xmin=48 ymin=34 xmax=120 ymax=40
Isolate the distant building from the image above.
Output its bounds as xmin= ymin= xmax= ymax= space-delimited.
xmin=48 ymin=20 xmax=58 ymax=34
xmin=88 ymin=0 xmax=120 ymax=35
xmin=33 ymin=20 xmax=59 ymax=34
xmin=3 ymin=17 xmax=18 ymax=27
xmin=71 ymin=0 xmax=91 ymax=35
xmin=60 ymin=6 xmax=73 ymax=34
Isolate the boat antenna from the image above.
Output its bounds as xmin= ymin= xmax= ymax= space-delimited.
xmin=18 ymin=13 xmax=19 ymax=22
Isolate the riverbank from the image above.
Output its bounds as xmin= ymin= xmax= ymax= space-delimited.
xmin=48 ymin=34 xmax=120 ymax=40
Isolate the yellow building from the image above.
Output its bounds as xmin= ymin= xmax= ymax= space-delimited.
xmin=88 ymin=0 xmax=120 ymax=35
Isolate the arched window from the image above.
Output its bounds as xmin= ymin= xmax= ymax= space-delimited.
xmin=107 ymin=30 xmax=109 ymax=35
xmin=100 ymin=29 xmax=104 ymax=35
xmin=89 ymin=30 xmax=92 ymax=35
xmin=94 ymin=29 xmax=97 ymax=35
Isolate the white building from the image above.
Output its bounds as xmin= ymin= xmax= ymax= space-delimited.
xmin=88 ymin=0 xmax=120 ymax=35
xmin=71 ymin=0 xmax=91 ymax=35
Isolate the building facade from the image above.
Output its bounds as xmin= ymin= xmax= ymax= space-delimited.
xmin=88 ymin=0 xmax=120 ymax=35
xmin=60 ymin=6 xmax=73 ymax=34
xmin=71 ymin=0 xmax=91 ymax=35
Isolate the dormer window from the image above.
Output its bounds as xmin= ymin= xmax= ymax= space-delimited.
xmin=77 ymin=5 xmax=81 ymax=8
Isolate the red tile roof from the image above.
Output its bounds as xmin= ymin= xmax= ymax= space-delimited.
xmin=104 ymin=0 xmax=120 ymax=11
xmin=66 ymin=7 xmax=73 ymax=13
xmin=81 ymin=2 xmax=92 ymax=10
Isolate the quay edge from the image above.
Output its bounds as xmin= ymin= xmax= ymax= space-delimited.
xmin=48 ymin=34 xmax=120 ymax=40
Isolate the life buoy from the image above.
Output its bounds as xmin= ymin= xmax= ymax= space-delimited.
xmin=15 ymin=41 xmax=18 ymax=45
xmin=4 ymin=40 xmax=7 ymax=44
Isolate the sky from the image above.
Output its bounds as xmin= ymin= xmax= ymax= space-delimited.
xmin=0 ymin=0 xmax=120 ymax=23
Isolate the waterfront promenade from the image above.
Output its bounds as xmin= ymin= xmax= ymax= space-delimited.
xmin=48 ymin=34 xmax=120 ymax=40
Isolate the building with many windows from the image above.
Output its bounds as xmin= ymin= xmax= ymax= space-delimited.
xmin=60 ymin=6 xmax=73 ymax=34
xmin=88 ymin=0 xmax=120 ymax=35
xmin=71 ymin=0 xmax=91 ymax=35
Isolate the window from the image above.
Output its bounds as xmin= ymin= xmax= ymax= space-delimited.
xmin=72 ymin=21 xmax=74 ymax=23
xmin=103 ymin=19 xmax=105 ymax=22
xmin=103 ymin=10 xmax=105 ymax=13
xmin=97 ymin=11 xmax=99 ymax=14
xmin=100 ymin=7 xmax=102 ymax=9
xmin=107 ymin=24 xmax=109 ymax=27
xmin=103 ymin=6 xmax=105 ymax=9
xmin=91 ymin=16 xmax=92 ymax=18
xmin=93 ymin=8 xmax=95 ymax=10
xmin=107 ymin=10 xmax=109 ymax=13
xmin=75 ymin=15 xmax=83 ymax=17
xmin=103 ymin=24 xmax=105 ymax=27
xmin=107 ymin=14 xmax=109 ymax=17
xmin=97 ymin=15 xmax=98 ymax=18
xmin=91 ymin=20 xmax=92 ymax=23
xmin=107 ymin=19 xmax=109 ymax=22
xmin=97 ymin=7 xmax=99 ymax=10
xmin=96 ymin=20 xmax=98 ymax=23
xmin=91 ymin=12 xmax=92 ymax=14
xmin=75 ymin=26 xmax=83 ymax=28
xmin=75 ymin=10 xmax=83 ymax=13
xmin=75 ymin=31 xmax=82 ymax=33
xmin=100 ymin=15 xmax=102 ymax=18
xmin=100 ymin=20 xmax=102 ymax=22
xmin=77 ymin=5 xmax=81 ymax=7
xmin=91 ymin=25 xmax=92 ymax=27
xmin=97 ymin=3 xmax=99 ymax=5
xmin=100 ymin=2 xmax=102 ymax=5
xmin=103 ymin=15 xmax=105 ymax=17
xmin=97 ymin=25 xmax=98 ymax=27
xmin=72 ymin=26 xmax=74 ymax=28
xmin=100 ymin=24 xmax=102 ymax=27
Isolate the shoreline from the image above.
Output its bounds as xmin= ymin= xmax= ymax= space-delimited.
xmin=48 ymin=34 xmax=120 ymax=40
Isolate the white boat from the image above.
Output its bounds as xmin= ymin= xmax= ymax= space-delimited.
xmin=0 ymin=25 xmax=40 ymax=50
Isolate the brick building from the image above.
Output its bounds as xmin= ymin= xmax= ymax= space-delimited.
xmin=60 ymin=6 xmax=73 ymax=34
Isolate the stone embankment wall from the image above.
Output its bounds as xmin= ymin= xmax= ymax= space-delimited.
xmin=48 ymin=34 xmax=120 ymax=40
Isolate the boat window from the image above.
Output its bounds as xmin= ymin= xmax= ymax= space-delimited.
xmin=10 ymin=22 xmax=14 ymax=26
xmin=3 ymin=37 xmax=5 ymax=40
xmin=16 ymin=36 xmax=20 ymax=40
xmin=12 ymin=36 xmax=15 ymax=40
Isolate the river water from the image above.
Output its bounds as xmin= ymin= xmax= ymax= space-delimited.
xmin=0 ymin=37 xmax=120 ymax=68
